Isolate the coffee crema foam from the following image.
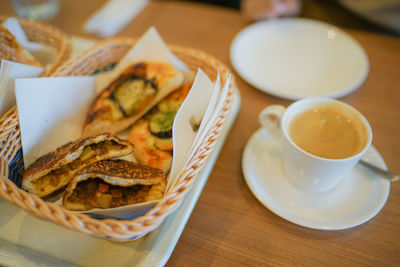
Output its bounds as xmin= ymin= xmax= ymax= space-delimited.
xmin=289 ymin=103 xmax=368 ymax=159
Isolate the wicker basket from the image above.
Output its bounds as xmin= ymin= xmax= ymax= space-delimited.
xmin=0 ymin=38 xmax=235 ymax=241
xmin=0 ymin=15 xmax=71 ymax=76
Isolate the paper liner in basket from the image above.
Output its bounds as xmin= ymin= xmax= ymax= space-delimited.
xmin=95 ymin=27 xmax=189 ymax=93
xmin=0 ymin=60 xmax=43 ymax=117
xmin=15 ymin=76 xmax=96 ymax=167
xmin=14 ymin=27 xmax=231 ymax=219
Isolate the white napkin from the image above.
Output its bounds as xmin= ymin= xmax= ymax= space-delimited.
xmin=85 ymin=0 xmax=149 ymax=37
xmin=0 ymin=60 xmax=43 ymax=116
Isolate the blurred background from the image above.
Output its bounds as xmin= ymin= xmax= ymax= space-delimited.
xmin=183 ymin=0 xmax=400 ymax=36
xmin=7 ymin=0 xmax=400 ymax=37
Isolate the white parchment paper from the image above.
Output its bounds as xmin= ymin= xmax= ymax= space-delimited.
xmin=96 ymin=27 xmax=189 ymax=94
xmin=15 ymin=76 xmax=96 ymax=167
xmin=0 ymin=60 xmax=43 ymax=116
xmin=168 ymin=69 xmax=214 ymax=190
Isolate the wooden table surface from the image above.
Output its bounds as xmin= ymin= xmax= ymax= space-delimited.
xmin=1 ymin=0 xmax=399 ymax=266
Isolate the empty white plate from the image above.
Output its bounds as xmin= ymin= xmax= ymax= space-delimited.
xmin=230 ymin=18 xmax=369 ymax=100
xmin=242 ymin=128 xmax=390 ymax=230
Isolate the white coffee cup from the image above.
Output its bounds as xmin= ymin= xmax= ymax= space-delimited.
xmin=259 ymin=97 xmax=372 ymax=192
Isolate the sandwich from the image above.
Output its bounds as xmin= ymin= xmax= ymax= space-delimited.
xmin=62 ymin=159 xmax=166 ymax=211
xmin=22 ymin=133 xmax=134 ymax=197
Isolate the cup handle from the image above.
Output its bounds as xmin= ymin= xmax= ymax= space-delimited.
xmin=258 ymin=105 xmax=286 ymax=137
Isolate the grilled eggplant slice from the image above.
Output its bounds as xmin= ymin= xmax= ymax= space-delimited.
xmin=83 ymin=62 xmax=183 ymax=137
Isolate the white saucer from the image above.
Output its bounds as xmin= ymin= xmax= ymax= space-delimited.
xmin=242 ymin=128 xmax=390 ymax=230
xmin=230 ymin=18 xmax=369 ymax=100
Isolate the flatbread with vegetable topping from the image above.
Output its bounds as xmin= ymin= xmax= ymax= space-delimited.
xmin=22 ymin=133 xmax=134 ymax=197
xmin=128 ymin=81 xmax=191 ymax=173
xmin=83 ymin=61 xmax=184 ymax=137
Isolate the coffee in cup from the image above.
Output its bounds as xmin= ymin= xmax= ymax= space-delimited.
xmin=289 ymin=102 xmax=368 ymax=159
xmin=259 ymin=97 xmax=372 ymax=192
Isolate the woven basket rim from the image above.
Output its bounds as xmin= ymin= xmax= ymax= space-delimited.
xmin=0 ymin=38 xmax=235 ymax=241
xmin=52 ymin=37 xmax=227 ymax=78
xmin=0 ymin=15 xmax=71 ymax=76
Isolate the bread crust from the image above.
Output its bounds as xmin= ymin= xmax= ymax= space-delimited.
xmin=63 ymin=159 xmax=166 ymax=211
xmin=22 ymin=133 xmax=134 ymax=197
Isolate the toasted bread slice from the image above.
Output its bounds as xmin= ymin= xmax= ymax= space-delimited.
xmin=22 ymin=133 xmax=134 ymax=197
xmin=62 ymin=159 xmax=166 ymax=211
